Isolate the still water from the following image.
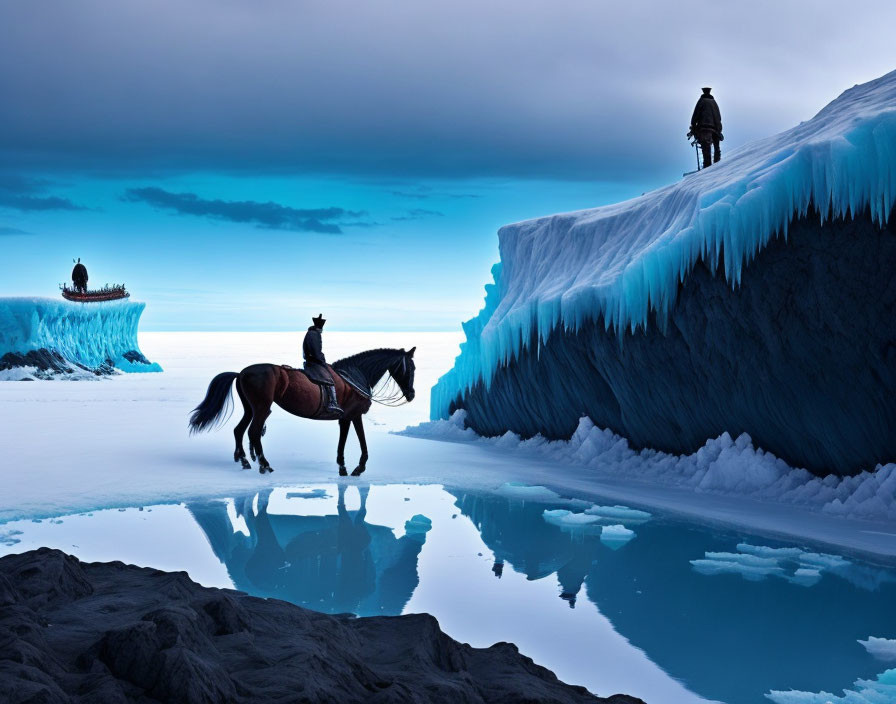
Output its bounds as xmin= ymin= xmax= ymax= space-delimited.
xmin=2 ymin=482 xmax=894 ymax=704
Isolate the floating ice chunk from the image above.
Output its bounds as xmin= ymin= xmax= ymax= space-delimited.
xmin=543 ymin=509 xmax=601 ymax=529
xmin=690 ymin=558 xmax=786 ymax=581
xmin=787 ymin=568 xmax=822 ymax=587
xmin=766 ymin=667 xmax=896 ymax=703
xmin=859 ymin=637 xmax=896 ymax=662
xmin=798 ymin=552 xmax=850 ymax=570
xmin=702 ymin=551 xmax=781 ymax=569
xmin=600 ymin=524 xmax=636 ymax=550
xmin=497 ymin=482 xmax=563 ymax=503
xmin=584 ymin=504 xmax=652 ymax=524
xmin=405 ymin=514 xmax=433 ymax=535
xmin=737 ymin=543 xmax=804 ymax=560
xmin=285 ymin=489 xmax=330 ymax=500
xmin=691 ymin=542 xmax=870 ymax=589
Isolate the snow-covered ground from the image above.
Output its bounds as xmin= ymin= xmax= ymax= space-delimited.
xmin=1 ymin=331 xmax=894 ymax=564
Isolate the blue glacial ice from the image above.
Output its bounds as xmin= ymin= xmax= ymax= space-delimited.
xmin=766 ymin=668 xmax=896 ymax=704
xmin=0 ymin=297 xmax=161 ymax=377
xmin=689 ymin=542 xmax=895 ymax=591
xmin=432 ymin=69 xmax=896 ymax=476
xmin=859 ymin=637 xmax=896 ymax=663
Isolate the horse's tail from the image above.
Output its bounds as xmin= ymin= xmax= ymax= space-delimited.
xmin=189 ymin=372 xmax=239 ymax=434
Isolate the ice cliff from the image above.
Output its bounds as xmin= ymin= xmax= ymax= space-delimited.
xmin=432 ymin=69 xmax=896 ymax=476
xmin=0 ymin=297 xmax=160 ymax=377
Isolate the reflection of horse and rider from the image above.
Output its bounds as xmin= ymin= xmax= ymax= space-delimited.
xmin=187 ymin=485 xmax=430 ymax=616
xmin=190 ymin=313 xmax=416 ymax=475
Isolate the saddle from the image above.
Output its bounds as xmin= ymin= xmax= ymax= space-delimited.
xmin=282 ymin=365 xmax=370 ymax=419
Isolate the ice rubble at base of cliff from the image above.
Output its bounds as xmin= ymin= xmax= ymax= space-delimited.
xmin=402 ymin=410 xmax=896 ymax=523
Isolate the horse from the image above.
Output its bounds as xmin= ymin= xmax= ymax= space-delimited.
xmin=189 ymin=347 xmax=415 ymax=475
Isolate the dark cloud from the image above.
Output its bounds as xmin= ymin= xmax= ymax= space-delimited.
xmin=122 ymin=187 xmax=370 ymax=233
xmin=0 ymin=225 xmax=31 ymax=236
xmin=390 ymin=189 xmax=481 ymax=200
xmin=0 ymin=174 xmax=85 ymax=212
xmin=0 ymin=1 xmax=894 ymax=181
xmin=391 ymin=208 xmax=445 ymax=221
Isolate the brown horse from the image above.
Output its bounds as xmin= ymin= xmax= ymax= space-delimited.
xmin=189 ymin=347 xmax=415 ymax=475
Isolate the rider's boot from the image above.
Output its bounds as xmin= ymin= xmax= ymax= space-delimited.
xmin=325 ymin=384 xmax=344 ymax=417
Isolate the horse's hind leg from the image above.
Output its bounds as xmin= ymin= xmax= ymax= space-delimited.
xmin=240 ymin=365 xmax=278 ymax=473
xmin=248 ymin=407 xmax=273 ymax=473
xmin=233 ymin=380 xmax=252 ymax=470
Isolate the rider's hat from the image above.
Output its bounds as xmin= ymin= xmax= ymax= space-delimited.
xmin=312 ymin=313 xmax=326 ymax=328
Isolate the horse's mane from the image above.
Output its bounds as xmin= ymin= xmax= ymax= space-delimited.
xmin=333 ymin=348 xmax=410 ymax=405
xmin=333 ymin=348 xmax=403 ymax=376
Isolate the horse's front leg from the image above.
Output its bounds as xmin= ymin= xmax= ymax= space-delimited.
xmin=351 ymin=416 xmax=368 ymax=476
xmin=336 ymin=418 xmax=351 ymax=476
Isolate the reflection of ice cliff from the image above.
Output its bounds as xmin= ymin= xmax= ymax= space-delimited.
xmin=432 ymin=70 xmax=896 ymax=476
xmin=449 ymin=489 xmax=896 ymax=704
xmin=0 ymin=297 xmax=160 ymax=377
xmin=188 ymin=485 xmax=431 ymax=617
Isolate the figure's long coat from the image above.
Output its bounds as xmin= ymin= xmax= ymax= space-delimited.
xmin=690 ymin=95 xmax=723 ymax=135
xmin=302 ymin=326 xmax=334 ymax=385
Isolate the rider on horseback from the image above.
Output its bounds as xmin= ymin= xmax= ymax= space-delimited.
xmin=303 ymin=314 xmax=344 ymax=418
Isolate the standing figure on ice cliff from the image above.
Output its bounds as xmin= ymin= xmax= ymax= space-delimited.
xmin=302 ymin=314 xmax=343 ymax=417
xmin=689 ymin=87 xmax=723 ymax=168
xmin=71 ymin=258 xmax=88 ymax=293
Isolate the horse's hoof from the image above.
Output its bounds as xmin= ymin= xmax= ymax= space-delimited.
xmin=338 ymin=465 xmax=348 ymax=477
xmin=240 ymin=460 xmax=251 ymax=470
xmin=351 ymin=465 xmax=366 ymax=477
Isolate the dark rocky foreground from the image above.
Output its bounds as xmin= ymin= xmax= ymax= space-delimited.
xmin=0 ymin=549 xmax=644 ymax=704
xmin=453 ymin=207 xmax=896 ymax=476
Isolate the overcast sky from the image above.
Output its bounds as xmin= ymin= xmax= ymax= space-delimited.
xmin=2 ymin=1 xmax=895 ymax=330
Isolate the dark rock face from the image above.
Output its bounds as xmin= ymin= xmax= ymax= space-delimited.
xmin=121 ymin=350 xmax=151 ymax=366
xmin=0 ymin=348 xmax=152 ymax=377
xmin=0 ymin=349 xmax=88 ymax=376
xmin=0 ymin=549 xmax=643 ymax=704
xmin=452 ymin=208 xmax=896 ymax=476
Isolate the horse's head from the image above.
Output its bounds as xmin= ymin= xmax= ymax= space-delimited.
xmin=388 ymin=347 xmax=416 ymax=402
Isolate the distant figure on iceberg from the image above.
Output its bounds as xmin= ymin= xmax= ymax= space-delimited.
xmin=303 ymin=313 xmax=343 ymax=417
xmin=71 ymin=258 xmax=88 ymax=294
xmin=689 ymin=87 xmax=723 ymax=168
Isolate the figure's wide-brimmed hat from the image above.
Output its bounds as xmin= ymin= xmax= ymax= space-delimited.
xmin=312 ymin=313 xmax=326 ymax=327
xmin=702 ymin=86 xmax=712 ymax=93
